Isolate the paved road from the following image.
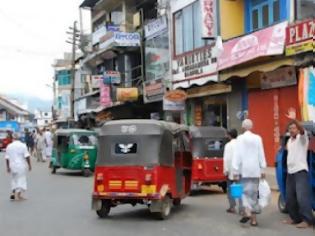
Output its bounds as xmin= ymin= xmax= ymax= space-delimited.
xmin=0 ymin=153 xmax=313 ymax=236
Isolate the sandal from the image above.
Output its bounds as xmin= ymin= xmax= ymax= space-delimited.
xmin=226 ymin=208 xmax=236 ymax=214
xmin=240 ymin=217 xmax=250 ymax=224
xmin=250 ymin=222 xmax=258 ymax=227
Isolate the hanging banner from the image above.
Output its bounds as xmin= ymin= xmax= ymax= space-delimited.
xmin=100 ymin=82 xmax=112 ymax=107
xmin=116 ymin=88 xmax=139 ymax=102
xmin=200 ymin=0 xmax=217 ymax=38
xmin=143 ymin=79 xmax=165 ymax=103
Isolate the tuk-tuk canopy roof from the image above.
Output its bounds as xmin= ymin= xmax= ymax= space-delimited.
xmin=55 ymin=129 xmax=97 ymax=136
xmin=190 ymin=126 xmax=226 ymax=138
xmin=100 ymin=119 xmax=188 ymax=136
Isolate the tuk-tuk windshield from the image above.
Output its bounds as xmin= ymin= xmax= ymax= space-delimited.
xmin=192 ymin=138 xmax=225 ymax=158
xmin=72 ymin=134 xmax=97 ymax=146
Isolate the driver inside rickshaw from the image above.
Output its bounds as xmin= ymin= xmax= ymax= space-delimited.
xmin=73 ymin=135 xmax=96 ymax=147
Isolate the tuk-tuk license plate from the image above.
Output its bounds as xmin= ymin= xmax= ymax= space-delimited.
xmin=141 ymin=185 xmax=156 ymax=194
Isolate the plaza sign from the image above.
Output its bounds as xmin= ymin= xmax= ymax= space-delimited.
xmin=285 ymin=19 xmax=315 ymax=56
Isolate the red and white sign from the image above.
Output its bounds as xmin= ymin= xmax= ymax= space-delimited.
xmin=100 ymin=82 xmax=112 ymax=107
xmin=286 ymin=19 xmax=315 ymax=45
xmin=200 ymin=0 xmax=217 ymax=38
xmin=218 ymin=21 xmax=288 ymax=70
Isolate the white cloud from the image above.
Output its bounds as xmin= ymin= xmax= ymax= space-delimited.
xmin=0 ymin=0 xmax=89 ymax=101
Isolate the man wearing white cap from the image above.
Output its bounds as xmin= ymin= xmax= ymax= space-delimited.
xmin=5 ymin=133 xmax=32 ymax=201
xmin=232 ymin=119 xmax=267 ymax=226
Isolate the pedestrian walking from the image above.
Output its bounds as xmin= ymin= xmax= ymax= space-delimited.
xmin=24 ymin=128 xmax=35 ymax=156
xmin=36 ymin=129 xmax=46 ymax=162
xmin=232 ymin=119 xmax=267 ymax=227
xmin=5 ymin=133 xmax=32 ymax=201
xmin=282 ymin=120 xmax=314 ymax=228
xmin=223 ymin=129 xmax=243 ymax=215
xmin=44 ymin=128 xmax=53 ymax=159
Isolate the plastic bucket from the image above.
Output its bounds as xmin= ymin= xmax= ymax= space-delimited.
xmin=230 ymin=183 xmax=243 ymax=199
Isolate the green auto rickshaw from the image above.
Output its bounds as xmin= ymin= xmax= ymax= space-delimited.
xmin=50 ymin=129 xmax=98 ymax=177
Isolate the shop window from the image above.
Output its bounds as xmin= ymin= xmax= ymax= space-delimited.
xmin=174 ymin=0 xmax=209 ymax=55
xmin=296 ymin=0 xmax=315 ymax=20
xmin=246 ymin=0 xmax=283 ymax=32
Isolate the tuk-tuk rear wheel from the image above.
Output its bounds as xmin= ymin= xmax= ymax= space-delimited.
xmin=278 ymin=194 xmax=288 ymax=214
xmin=156 ymin=196 xmax=172 ymax=220
xmin=82 ymin=169 xmax=91 ymax=177
xmin=96 ymin=200 xmax=111 ymax=218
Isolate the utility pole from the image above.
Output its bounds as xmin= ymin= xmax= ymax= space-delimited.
xmin=66 ymin=21 xmax=80 ymax=122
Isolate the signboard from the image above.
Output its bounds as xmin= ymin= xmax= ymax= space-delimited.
xmin=285 ymin=19 xmax=315 ymax=56
xmin=58 ymin=90 xmax=71 ymax=119
xmin=144 ymin=16 xmax=167 ymax=39
xmin=116 ymin=88 xmax=139 ymax=102
xmin=100 ymin=32 xmax=141 ymax=50
xmin=100 ymin=82 xmax=112 ymax=107
xmin=92 ymin=26 xmax=107 ymax=45
xmin=163 ymin=90 xmax=187 ymax=111
xmin=200 ymin=0 xmax=217 ymax=38
xmin=218 ymin=21 xmax=288 ymax=70
xmin=103 ymin=71 xmax=121 ymax=84
xmin=163 ymin=99 xmax=185 ymax=111
xmin=143 ymin=79 xmax=165 ymax=103
xmin=261 ymin=67 xmax=297 ymax=90
xmin=172 ymin=44 xmax=218 ymax=89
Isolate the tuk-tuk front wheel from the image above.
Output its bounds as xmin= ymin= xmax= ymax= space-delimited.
xmin=156 ymin=196 xmax=172 ymax=220
xmin=278 ymin=194 xmax=288 ymax=214
xmin=82 ymin=169 xmax=91 ymax=177
xmin=51 ymin=166 xmax=57 ymax=174
xmin=96 ymin=200 xmax=111 ymax=218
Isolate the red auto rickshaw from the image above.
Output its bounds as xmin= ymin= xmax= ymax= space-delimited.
xmin=92 ymin=120 xmax=192 ymax=219
xmin=0 ymin=130 xmax=13 ymax=151
xmin=190 ymin=126 xmax=227 ymax=192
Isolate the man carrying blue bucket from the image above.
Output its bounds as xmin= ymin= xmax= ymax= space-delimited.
xmin=232 ymin=119 xmax=267 ymax=227
xmin=223 ymin=129 xmax=244 ymax=215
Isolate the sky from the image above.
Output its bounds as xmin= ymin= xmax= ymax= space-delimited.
xmin=0 ymin=0 xmax=90 ymax=101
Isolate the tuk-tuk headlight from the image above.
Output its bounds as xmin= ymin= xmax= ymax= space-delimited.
xmin=83 ymin=155 xmax=89 ymax=161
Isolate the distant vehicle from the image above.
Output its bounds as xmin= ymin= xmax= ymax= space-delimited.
xmin=50 ymin=129 xmax=98 ymax=176
xmin=92 ymin=120 xmax=193 ymax=220
xmin=190 ymin=126 xmax=228 ymax=193
xmin=0 ymin=121 xmax=20 ymax=151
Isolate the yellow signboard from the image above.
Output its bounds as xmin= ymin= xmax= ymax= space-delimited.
xmin=116 ymin=88 xmax=139 ymax=102
xmin=286 ymin=40 xmax=314 ymax=56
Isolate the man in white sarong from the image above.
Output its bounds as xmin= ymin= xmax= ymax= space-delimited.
xmin=44 ymin=128 xmax=53 ymax=159
xmin=5 ymin=133 xmax=32 ymax=201
xmin=232 ymin=119 xmax=266 ymax=227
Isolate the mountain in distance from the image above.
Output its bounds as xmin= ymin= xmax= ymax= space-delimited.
xmin=3 ymin=92 xmax=53 ymax=113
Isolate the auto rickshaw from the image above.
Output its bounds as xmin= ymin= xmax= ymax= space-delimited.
xmin=275 ymin=121 xmax=315 ymax=213
xmin=92 ymin=120 xmax=193 ymax=219
xmin=189 ymin=126 xmax=227 ymax=192
xmin=50 ymin=129 xmax=98 ymax=177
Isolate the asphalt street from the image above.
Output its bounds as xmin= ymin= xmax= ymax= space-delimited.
xmin=0 ymin=153 xmax=313 ymax=236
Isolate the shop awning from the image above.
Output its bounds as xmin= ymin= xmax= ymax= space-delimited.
xmin=173 ymin=74 xmax=218 ymax=90
xmin=186 ymin=83 xmax=232 ymax=99
xmin=219 ymin=57 xmax=294 ymax=82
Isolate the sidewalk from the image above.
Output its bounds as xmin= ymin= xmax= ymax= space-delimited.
xmin=265 ymin=167 xmax=279 ymax=191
